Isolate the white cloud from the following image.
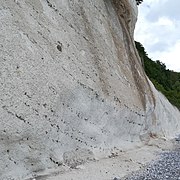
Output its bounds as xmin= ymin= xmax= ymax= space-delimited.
xmin=135 ymin=0 xmax=180 ymax=72
xmin=157 ymin=17 xmax=174 ymax=27
xmin=153 ymin=41 xmax=180 ymax=72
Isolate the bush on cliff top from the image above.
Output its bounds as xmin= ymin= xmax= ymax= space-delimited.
xmin=136 ymin=0 xmax=143 ymax=5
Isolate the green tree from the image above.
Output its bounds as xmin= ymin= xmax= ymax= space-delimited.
xmin=135 ymin=41 xmax=180 ymax=110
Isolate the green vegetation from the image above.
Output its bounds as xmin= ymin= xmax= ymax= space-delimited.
xmin=136 ymin=0 xmax=143 ymax=5
xmin=135 ymin=41 xmax=180 ymax=109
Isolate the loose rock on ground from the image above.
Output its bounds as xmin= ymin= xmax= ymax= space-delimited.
xmin=119 ymin=136 xmax=180 ymax=180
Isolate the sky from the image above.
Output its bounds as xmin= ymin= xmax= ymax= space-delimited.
xmin=135 ymin=0 xmax=180 ymax=72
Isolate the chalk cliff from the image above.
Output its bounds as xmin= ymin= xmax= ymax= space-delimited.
xmin=0 ymin=0 xmax=179 ymax=179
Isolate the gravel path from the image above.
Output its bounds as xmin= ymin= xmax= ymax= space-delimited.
xmin=119 ymin=136 xmax=180 ymax=180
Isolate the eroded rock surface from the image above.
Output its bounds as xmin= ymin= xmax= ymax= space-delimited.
xmin=0 ymin=0 xmax=179 ymax=179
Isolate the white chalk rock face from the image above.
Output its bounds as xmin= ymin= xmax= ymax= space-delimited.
xmin=0 ymin=0 xmax=179 ymax=179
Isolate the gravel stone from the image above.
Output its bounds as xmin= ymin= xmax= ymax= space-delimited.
xmin=121 ymin=136 xmax=180 ymax=180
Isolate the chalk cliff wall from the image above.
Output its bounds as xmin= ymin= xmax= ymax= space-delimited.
xmin=0 ymin=0 xmax=179 ymax=179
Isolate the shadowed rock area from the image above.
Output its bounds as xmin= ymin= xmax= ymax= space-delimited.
xmin=0 ymin=0 xmax=179 ymax=179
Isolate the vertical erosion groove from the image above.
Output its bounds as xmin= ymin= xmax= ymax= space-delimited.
xmin=110 ymin=0 xmax=156 ymax=110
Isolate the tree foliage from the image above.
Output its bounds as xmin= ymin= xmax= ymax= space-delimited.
xmin=136 ymin=0 xmax=143 ymax=5
xmin=135 ymin=41 xmax=180 ymax=110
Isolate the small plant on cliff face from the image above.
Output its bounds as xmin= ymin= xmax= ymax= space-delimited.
xmin=136 ymin=0 xmax=143 ymax=5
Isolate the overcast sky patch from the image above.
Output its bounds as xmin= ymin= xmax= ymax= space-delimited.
xmin=135 ymin=0 xmax=180 ymax=72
